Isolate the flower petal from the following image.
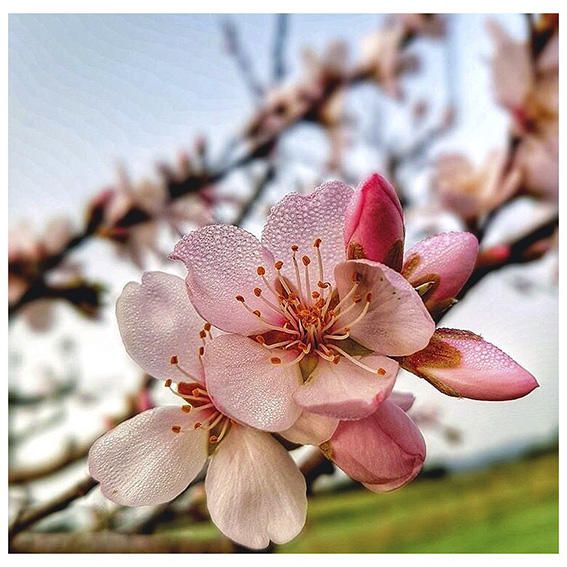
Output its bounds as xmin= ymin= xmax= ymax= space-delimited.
xmin=206 ymin=425 xmax=307 ymax=549
xmin=293 ymin=356 xmax=398 ymax=420
xmin=204 ymin=334 xmax=302 ymax=432
xmin=281 ymin=411 xmax=339 ymax=445
xmin=402 ymin=232 xmax=479 ymax=311
xmin=116 ymin=271 xmax=205 ymax=383
xmin=389 ymin=391 xmax=416 ymax=412
xmin=170 ymin=225 xmax=281 ymax=335
xmin=401 ymin=328 xmax=539 ymax=401
xmin=324 ymin=399 xmax=425 ymax=491
xmin=261 ymin=180 xmax=353 ymax=286
xmin=334 ymin=259 xmax=435 ymax=356
xmin=88 ymin=407 xmax=208 ymax=506
xmin=344 ymin=173 xmax=404 ymax=270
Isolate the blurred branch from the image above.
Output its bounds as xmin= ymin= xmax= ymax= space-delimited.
xmin=272 ymin=14 xmax=289 ymax=83
xmin=233 ymin=163 xmax=276 ymax=226
xmin=9 ymin=476 xmax=98 ymax=540
xmin=222 ymin=17 xmax=265 ymax=100
xmin=10 ymin=532 xmax=234 ymax=553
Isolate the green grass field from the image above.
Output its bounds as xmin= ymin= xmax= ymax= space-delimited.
xmin=157 ymin=450 xmax=558 ymax=553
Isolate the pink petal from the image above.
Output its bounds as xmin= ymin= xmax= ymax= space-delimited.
xmin=261 ymin=180 xmax=353 ymax=286
xmin=334 ymin=259 xmax=435 ymax=356
xmin=401 ymin=328 xmax=539 ymax=401
xmin=205 ymin=425 xmax=307 ymax=549
xmin=402 ymin=232 xmax=479 ymax=311
xmin=204 ymin=334 xmax=302 ymax=432
xmin=170 ymin=225 xmax=282 ymax=335
xmin=280 ymin=411 xmax=338 ymax=445
xmin=344 ymin=173 xmax=404 ymax=270
xmin=116 ymin=272 xmax=205 ymax=383
xmin=88 ymin=407 xmax=208 ymax=506
xmin=389 ymin=391 xmax=416 ymax=412
xmin=293 ymin=356 xmax=398 ymax=420
xmin=487 ymin=19 xmax=533 ymax=113
xmin=324 ymin=399 xmax=425 ymax=491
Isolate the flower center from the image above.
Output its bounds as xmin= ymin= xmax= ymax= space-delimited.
xmin=236 ymin=239 xmax=384 ymax=377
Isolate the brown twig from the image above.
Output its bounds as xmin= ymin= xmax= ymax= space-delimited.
xmin=9 ymin=476 xmax=99 ymax=540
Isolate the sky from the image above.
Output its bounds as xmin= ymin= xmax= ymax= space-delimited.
xmin=8 ymin=13 xmax=557 ymax=474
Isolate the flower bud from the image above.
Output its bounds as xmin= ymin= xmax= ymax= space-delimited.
xmin=344 ymin=173 xmax=405 ymax=270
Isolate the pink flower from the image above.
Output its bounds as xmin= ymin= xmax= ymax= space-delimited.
xmin=332 ymin=173 xmax=538 ymax=403
xmin=171 ymin=181 xmax=435 ymax=426
xmin=321 ymin=393 xmax=426 ymax=492
xmin=400 ymin=329 xmax=538 ymax=401
xmin=88 ymin=272 xmax=307 ymax=549
xmin=402 ymin=231 xmax=479 ymax=315
xmin=344 ymin=173 xmax=405 ymax=270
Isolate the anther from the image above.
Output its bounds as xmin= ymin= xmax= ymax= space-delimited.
xmin=253 ymin=287 xmax=262 ymax=297
xmin=256 ymin=266 xmax=266 ymax=276
xmin=253 ymin=309 xmax=261 ymax=317
xmin=255 ymin=335 xmax=266 ymax=344
xmin=209 ymin=435 xmax=219 ymax=444
xmin=170 ymin=355 xmax=178 ymax=365
xmin=199 ymin=330 xmax=207 ymax=339
xmin=270 ymin=357 xmax=282 ymax=365
xmin=235 ymin=295 xmax=245 ymax=303
xmin=274 ymin=260 xmax=284 ymax=270
xmin=164 ymin=378 xmax=172 ymax=388
xmin=312 ymin=291 xmax=320 ymax=299
xmin=204 ymin=322 xmax=212 ymax=331
xmin=313 ymin=238 xmax=322 ymax=248
xmin=181 ymin=405 xmax=192 ymax=413
xmin=291 ymin=244 xmax=299 ymax=252
xmin=199 ymin=346 xmax=205 ymax=356
xmin=377 ymin=368 xmax=386 ymax=376
xmin=194 ymin=422 xmax=202 ymax=429
xmin=302 ymin=255 xmax=311 ymax=266
xmin=171 ymin=426 xmax=181 ymax=434
xmin=192 ymin=388 xmax=201 ymax=397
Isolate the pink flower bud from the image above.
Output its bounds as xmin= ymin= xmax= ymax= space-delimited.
xmin=344 ymin=173 xmax=405 ymax=270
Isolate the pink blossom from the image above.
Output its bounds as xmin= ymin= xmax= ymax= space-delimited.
xmin=171 ymin=181 xmax=435 ymax=424
xmin=322 ymin=395 xmax=426 ymax=492
xmin=400 ymin=329 xmax=538 ymax=401
xmin=344 ymin=173 xmax=405 ymax=270
xmin=402 ymin=231 xmax=479 ymax=315
xmin=433 ymin=150 xmax=522 ymax=221
xmin=89 ymin=271 xmax=307 ymax=549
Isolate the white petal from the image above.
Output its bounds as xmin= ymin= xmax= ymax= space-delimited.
xmin=88 ymin=407 xmax=208 ymax=506
xmin=205 ymin=425 xmax=307 ymax=549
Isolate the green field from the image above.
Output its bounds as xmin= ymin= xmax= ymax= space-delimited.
xmin=157 ymin=451 xmax=558 ymax=553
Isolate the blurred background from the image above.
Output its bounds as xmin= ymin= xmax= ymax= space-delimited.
xmin=8 ymin=13 xmax=558 ymax=553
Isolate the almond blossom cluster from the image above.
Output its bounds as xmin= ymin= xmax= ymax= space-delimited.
xmin=89 ymin=173 xmax=538 ymax=549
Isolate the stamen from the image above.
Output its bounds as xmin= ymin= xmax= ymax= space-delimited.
xmin=181 ymin=405 xmax=192 ymax=413
xmin=333 ymin=295 xmax=372 ymax=332
xmin=313 ymin=238 xmax=325 ymax=288
xmin=290 ymin=245 xmax=305 ymax=301
xmin=324 ymin=331 xmax=350 ymax=341
xmin=171 ymin=426 xmax=181 ymax=434
xmin=270 ymin=357 xmax=282 ymax=365
xmin=327 ymin=344 xmax=384 ymax=375
xmin=236 ymin=295 xmax=299 ymax=335
xmin=302 ymin=255 xmax=312 ymax=303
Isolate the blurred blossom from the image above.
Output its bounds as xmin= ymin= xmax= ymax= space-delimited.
xmin=433 ymin=150 xmax=522 ymax=222
xmin=488 ymin=18 xmax=558 ymax=201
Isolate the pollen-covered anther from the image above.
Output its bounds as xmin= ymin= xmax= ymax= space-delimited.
xmin=256 ymin=266 xmax=266 ymax=276
xmin=164 ymin=378 xmax=173 ymax=388
xmin=312 ymin=291 xmax=320 ymax=299
xmin=169 ymin=355 xmax=179 ymax=365
xmin=255 ymin=335 xmax=266 ymax=344
xmin=253 ymin=309 xmax=261 ymax=317
xmin=270 ymin=357 xmax=282 ymax=365
xmin=332 ymin=355 xmax=341 ymax=365
xmin=377 ymin=368 xmax=386 ymax=376
xmin=181 ymin=405 xmax=192 ymax=413
xmin=199 ymin=330 xmax=207 ymax=339
xmin=198 ymin=346 xmax=205 ymax=356
xmin=302 ymin=255 xmax=311 ymax=266
xmin=194 ymin=422 xmax=202 ymax=429
xmin=203 ymin=322 xmax=212 ymax=331
xmin=171 ymin=425 xmax=181 ymax=434
xmin=209 ymin=435 xmax=219 ymax=444
xmin=235 ymin=295 xmax=245 ymax=303
xmin=192 ymin=388 xmax=201 ymax=397
xmin=291 ymin=244 xmax=299 ymax=252
xmin=317 ymin=281 xmax=328 ymax=289
xmin=313 ymin=238 xmax=322 ymax=248
xmin=253 ymin=287 xmax=262 ymax=297
xmin=274 ymin=260 xmax=284 ymax=270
